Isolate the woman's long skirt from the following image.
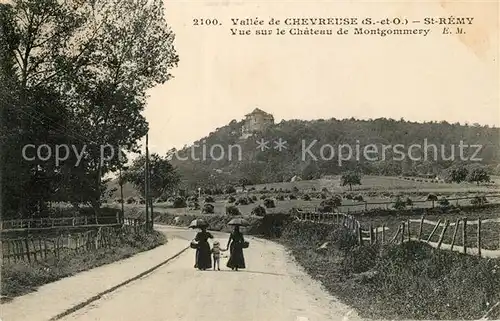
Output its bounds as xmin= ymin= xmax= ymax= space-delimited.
xmin=194 ymin=243 xmax=212 ymax=269
xmin=226 ymin=243 xmax=245 ymax=269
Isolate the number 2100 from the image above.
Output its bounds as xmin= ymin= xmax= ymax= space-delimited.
xmin=193 ymin=19 xmax=220 ymax=26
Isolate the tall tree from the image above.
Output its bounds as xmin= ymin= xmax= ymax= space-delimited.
xmin=340 ymin=171 xmax=362 ymax=191
xmin=1 ymin=0 xmax=178 ymax=217
xmin=124 ymin=154 xmax=181 ymax=201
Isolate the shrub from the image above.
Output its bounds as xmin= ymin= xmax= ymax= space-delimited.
xmin=226 ymin=205 xmax=240 ymax=216
xmin=236 ymin=197 xmax=249 ymax=205
xmin=288 ymin=194 xmax=297 ymax=200
xmin=321 ymin=187 xmax=329 ymax=193
xmin=438 ymin=197 xmax=450 ymax=207
xmin=188 ymin=201 xmax=200 ymax=210
xmin=345 ymin=193 xmax=353 ymax=200
xmin=172 ymin=197 xmax=187 ymax=208
xmin=311 ymin=187 xmax=317 ymax=191
xmin=251 ymin=205 xmax=266 ymax=216
xmin=227 ymin=196 xmax=236 ymax=203
xmin=353 ymin=194 xmax=364 ymax=202
xmin=276 ymin=194 xmax=285 ymax=201
xmin=126 ymin=197 xmax=136 ymax=204
xmin=302 ymin=194 xmax=311 ymax=201
xmin=139 ymin=198 xmax=145 ymax=204
xmin=320 ymin=193 xmax=327 ymax=199
xmin=393 ymin=196 xmax=406 ymax=210
xmin=471 ymin=195 xmax=488 ymax=206
xmin=187 ymin=195 xmax=198 ymax=202
xmin=225 ymin=185 xmax=236 ymax=194
xmin=251 ymin=195 xmax=258 ymax=201
xmin=260 ymin=194 xmax=267 ymax=200
xmin=204 ymin=196 xmax=215 ymax=203
xmin=264 ymin=198 xmax=276 ymax=208
xmin=405 ymin=197 xmax=413 ymax=207
xmin=202 ymin=203 xmax=214 ymax=214
xmin=427 ymin=193 xmax=438 ymax=206
xmin=318 ymin=197 xmax=341 ymax=213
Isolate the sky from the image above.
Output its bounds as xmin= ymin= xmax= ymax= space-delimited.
xmin=142 ymin=0 xmax=499 ymax=155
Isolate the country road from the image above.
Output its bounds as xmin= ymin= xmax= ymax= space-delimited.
xmin=57 ymin=226 xmax=360 ymax=321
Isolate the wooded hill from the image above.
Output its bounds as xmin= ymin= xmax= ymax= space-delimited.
xmin=169 ymin=118 xmax=500 ymax=189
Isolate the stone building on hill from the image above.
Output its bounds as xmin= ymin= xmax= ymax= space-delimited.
xmin=240 ymin=108 xmax=274 ymax=139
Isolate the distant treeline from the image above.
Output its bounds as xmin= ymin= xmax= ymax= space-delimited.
xmin=170 ymin=118 xmax=500 ymax=188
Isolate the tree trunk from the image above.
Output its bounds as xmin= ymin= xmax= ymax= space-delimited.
xmin=118 ymin=167 xmax=124 ymax=224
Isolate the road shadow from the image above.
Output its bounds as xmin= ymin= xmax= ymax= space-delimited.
xmin=214 ymin=269 xmax=288 ymax=277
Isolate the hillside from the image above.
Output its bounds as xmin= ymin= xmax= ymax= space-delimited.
xmin=169 ymin=117 xmax=500 ymax=189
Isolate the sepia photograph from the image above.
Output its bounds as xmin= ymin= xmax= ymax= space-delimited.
xmin=0 ymin=0 xmax=499 ymax=320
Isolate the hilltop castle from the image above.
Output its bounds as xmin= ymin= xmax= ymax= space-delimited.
xmin=240 ymin=108 xmax=274 ymax=139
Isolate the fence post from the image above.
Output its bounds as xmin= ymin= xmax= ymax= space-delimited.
xmin=407 ymin=219 xmax=411 ymax=241
xmin=374 ymin=226 xmax=378 ymax=244
xmin=418 ymin=215 xmax=424 ymax=240
xmin=400 ymin=223 xmax=405 ymax=244
xmin=477 ymin=218 xmax=482 ymax=257
xmin=437 ymin=219 xmax=449 ymax=249
xmin=381 ymin=224 xmax=385 ymax=244
xmin=44 ymin=239 xmax=48 ymax=259
xmin=369 ymin=223 xmax=374 ymax=244
xmin=358 ymin=225 xmax=363 ymax=246
xmin=450 ymin=219 xmax=460 ymax=251
xmin=24 ymin=238 xmax=31 ymax=263
xmin=463 ymin=217 xmax=467 ymax=254
xmin=6 ymin=241 xmax=10 ymax=263
xmin=427 ymin=219 xmax=442 ymax=242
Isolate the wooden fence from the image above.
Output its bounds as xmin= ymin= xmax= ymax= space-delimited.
xmin=294 ymin=211 xmax=500 ymax=257
xmin=300 ymin=193 xmax=500 ymax=214
xmin=1 ymin=218 xmax=146 ymax=264
xmin=1 ymin=215 xmax=120 ymax=231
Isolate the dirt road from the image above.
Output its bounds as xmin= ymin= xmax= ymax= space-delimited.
xmin=59 ymin=226 xmax=360 ymax=321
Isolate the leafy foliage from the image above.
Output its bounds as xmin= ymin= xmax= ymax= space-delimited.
xmin=124 ymin=153 xmax=180 ymax=200
xmin=341 ymin=171 xmax=362 ymax=191
xmin=170 ymin=117 xmax=500 ymax=189
xmin=1 ymin=0 xmax=178 ymax=218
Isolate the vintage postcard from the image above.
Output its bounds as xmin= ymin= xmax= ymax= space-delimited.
xmin=1 ymin=0 xmax=499 ymax=320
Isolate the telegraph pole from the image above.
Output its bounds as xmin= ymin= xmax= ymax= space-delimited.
xmin=119 ymin=166 xmax=124 ymax=225
xmin=145 ymin=134 xmax=150 ymax=229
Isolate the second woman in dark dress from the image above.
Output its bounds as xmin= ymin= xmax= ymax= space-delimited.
xmin=194 ymin=226 xmax=213 ymax=270
xmin=226 ymin=225 xmax=246 ymax=271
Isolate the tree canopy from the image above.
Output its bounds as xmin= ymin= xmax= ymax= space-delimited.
xmin=1 ymin=0 xmax=178 ymax=218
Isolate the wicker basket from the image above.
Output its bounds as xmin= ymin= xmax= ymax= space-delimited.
xmin=190 ymin=241 xmax=199 ymax=249
xmin=242 ymin=241 xmax=249 ymax=249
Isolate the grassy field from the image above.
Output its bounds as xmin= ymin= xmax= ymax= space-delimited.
xmin=356 ymin=206 xmax=500 ymax=250
xmin=280 ymin=221 xmax=500 ymax=320
xmin=109 ymin=176 xmax=500 ymax=217
xmin=1 ymin=229 xmax=166 ymax=299
xmin=107 ymin=175 xmax=500 ymax=202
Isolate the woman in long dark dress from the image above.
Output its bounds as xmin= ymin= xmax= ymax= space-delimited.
xmin=194 ymin=226 xmax=213 ymax=270
xmin=226 ymin=225 xmax=245 ymax=271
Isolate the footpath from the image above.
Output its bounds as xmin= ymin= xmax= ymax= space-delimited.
xmin=0 ymin=230 xmax=189 ymax=321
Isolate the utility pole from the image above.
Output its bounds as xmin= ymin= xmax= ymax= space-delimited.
xmin=149 ymin=168 xmax=154 ymax=230
xmin=119 ymin=166 xmax=124 ymax=225
xmin=145 ymin=134 xmax=150 ymax=229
